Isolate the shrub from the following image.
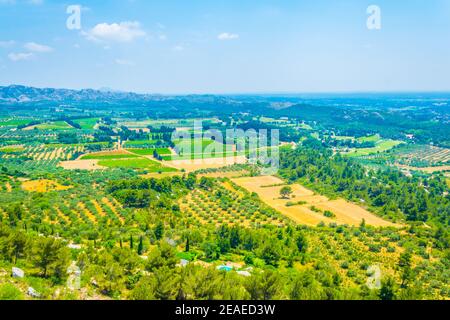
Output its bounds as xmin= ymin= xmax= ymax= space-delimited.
xmin=0 ymin=283 xmax=24 ymax=300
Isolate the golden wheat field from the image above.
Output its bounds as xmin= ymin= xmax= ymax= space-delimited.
xmin=231 ymin=176 xmax=400 ymax=227
xmin=21 ymin=179 xmax=72 ymax=193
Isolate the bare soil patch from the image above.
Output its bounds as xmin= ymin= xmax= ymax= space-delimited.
xmin=165 ymin=155 xmax=247 ymax=172
xmin=59 ymin=159 xmax=106 ymax=171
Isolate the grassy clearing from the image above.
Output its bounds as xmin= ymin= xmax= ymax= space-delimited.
xmin=356 ymin=134 xmax=381 ymax=143
xmin=345 ymin=140 xmax=404 ymax=157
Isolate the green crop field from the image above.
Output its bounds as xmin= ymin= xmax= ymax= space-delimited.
xmin=345 ymin=139 xmax=404 ymax=157
xmin=356 ymin=134 xmax=381 ymax=143
xmin=123 ymin=140 xmax=158 ymax=147
xmin=98 ymin=158 xmax=177 ymax=172
xmin=31 ymin=121 xmax=74 ymax=130
xmin=127 ymin=148 xmax=172 ymax=156
xmin=73 ymin=118 xmax=99 ymax=129
xmin=0 ymin=119 xmax=32 ymax=127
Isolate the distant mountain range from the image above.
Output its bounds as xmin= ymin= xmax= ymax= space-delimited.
xmin=0 ymin=85 xmax=161 ymax=103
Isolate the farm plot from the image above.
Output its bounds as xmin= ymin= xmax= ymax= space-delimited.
xmin=394 ymin=145 xmax=450 ymax=167
xmin=59 ymin=159 xmax=106 ymax=171
xmin=0 ymin=118 xmax=33 ymax=127
xmin=23 ymin=121 xmax=74 ymax=131
xmin=48 ymin=196 xmax=127 ymax=227
xmin=165 ymin=155 xmax=247 ymax=173
xmin=343 ymin=139 xmax=404 ymax=157
xmin=0 ymin=146 xmax=25 ymax=153
xmin=78 ymin=150 xmax=177 ymax=172
xmin=21 ymin=179 xmax=72 ymax=192
xmin=73 ymin=118 xmax=99 ymax=129
xmin=81 ymin=150 xmax=139 ymax=160
xmin=303 ymin=227 xmax=402 ymax=287
xmin=180 ymin=180 xmax=285 ymax=227
xmin=127 ymin=148 xmax=172 ymax=156
xmin=1 ymin=144 xmax=85 ymax=161
xmin=98 ymin=158 xmax=176 ymax=172
xmin=231 ymin=176 xmax=399 ymax=228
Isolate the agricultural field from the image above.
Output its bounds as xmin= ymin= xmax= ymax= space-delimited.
xmin=123 ymin=140 xmax=159 ymax=148
xmin=98 ymin=158 xmax=176 ymax=172
xmin=180 ymin=179 xmax=286 ymax=228
xmin=394 ymin=145 xmax=450 ymax=167
xmin=73 ymin=118 xmax=99 ymax=129
xmin=0 ymin=146 xmax=25 ymax=153
xmin=0 ymin=118 xmax=32 ymax=127
xmin=0 ymin=95 xmax=448 ymax=302
xmin=165 ymin=155 xmax=247 ymax=172
xmin=343 ymin=139 xmax=404 ymax=157
xmin=23 ymin=121 xmax=74 ymax=131
xmin=357 ymin=134 xmax=381 ymax=143
xmin=81 ymin=151 xmax=139 ymax=160
xmin=0 ymin=144 xmax=85 ymax=162
xmin=2 ymin=0 xmax=450 ymax=304
xmin=21 ymin=179 xmax=72 ymax=192
xmin=232 ymin=176 xmax=399 ymax=227
xmin=78 ymin=150 xmax=177 ymax=172
xmin=118 ymin=117 xmax=221 ymax=129
xmin=126 ymin=147 xmax=172 ymax=156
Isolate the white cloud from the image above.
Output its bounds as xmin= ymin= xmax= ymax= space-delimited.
xmin=173 ymin=45 xmax=184 ymax=52
xmin=8 ymin=52 xmax=34 ymax=61
xmin=217 ymin=32 xmax=239 ymax=41
xmin=115 ymin=58 xmax=135 ymax=66
xmin=24 ymin=42 xmax=53 ymax=52
xmin=84 ymin=21 xmax=146 ymax=43
xmin=0 ymin=0 xmax=44 ymax=4
xmin=0 ymin=40 xmax=15 ymax=48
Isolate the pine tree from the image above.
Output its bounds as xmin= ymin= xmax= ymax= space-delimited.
xmin=379 ymin=277 xmax=396 ymax=300
xmin=154 ymin=221 xmax=164 ymax=240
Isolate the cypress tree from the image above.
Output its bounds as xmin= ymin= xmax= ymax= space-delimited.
xmin=138 ymin=236 xmax=144 ymax=255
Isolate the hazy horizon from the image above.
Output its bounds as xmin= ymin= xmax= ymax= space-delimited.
xmin=3 ymin=83 xmax=450 ymax=97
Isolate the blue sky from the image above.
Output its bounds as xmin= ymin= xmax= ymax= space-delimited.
xmin=1 ymin=0 xmax=450 ymax=94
